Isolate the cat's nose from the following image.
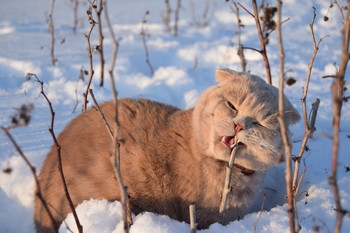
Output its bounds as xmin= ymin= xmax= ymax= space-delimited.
xmin=234 ymin=122 xmax=244 ymax=132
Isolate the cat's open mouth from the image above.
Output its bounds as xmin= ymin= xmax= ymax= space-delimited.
xmin=221 ymin=136 xmax=255 ymax=175
xmin=221 ymin=135 xmax=244 ymax=149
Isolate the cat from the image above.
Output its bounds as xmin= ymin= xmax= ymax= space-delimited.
xmin=34 ymin=69 xmax=300 ymax=232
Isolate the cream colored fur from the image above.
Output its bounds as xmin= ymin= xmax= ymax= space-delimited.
xmin=34 ymin=69 xmax=300 ymax=232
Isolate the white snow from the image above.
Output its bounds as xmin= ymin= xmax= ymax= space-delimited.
xmin=0 ymin=0 xmax=349 ymax=233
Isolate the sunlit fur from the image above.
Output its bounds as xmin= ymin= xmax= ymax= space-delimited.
xmin=34 ymin=69 xmax=300 ymax=233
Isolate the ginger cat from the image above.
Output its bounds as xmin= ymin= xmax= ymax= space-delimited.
xmin=34 ymin=69 xmax=300 ymax=232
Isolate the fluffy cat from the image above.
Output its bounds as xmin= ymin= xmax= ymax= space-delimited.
xmin=34 ymin=69 xmax=300 ymax=232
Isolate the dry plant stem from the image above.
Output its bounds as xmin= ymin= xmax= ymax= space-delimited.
xmin=83 ymin=13 xmax=96 ymax=112
xmin=104 ymin=0 xmax=131 ymax=231
xmin=251 ymin=0 xmax=272 ymax=85
xmin=276 ymin=1 xmax=295 ymax=233
xmin=292 ymin=8 xmax=324 ymax=191
xmin=293 ymin=164 xmax=307 ymax=233
xmin=219 ymin=142 xmax=239 ymax=219
xmin=72 ymin=0 xmax=79 ymax=34
xmin=2 ymin=127 xmax=58 ymax=233
xmin=292 ymin=99 xmax=319 ymax=191
xmin=232 ymin=1 xmax=246 ymax=72
xmin=173 ymin=0 xmax=181 ymax=36
xmin=253 ymin=193 xmax=266 ymax=233
xmin=32 ymin=75 xmax=83 ymax=233
xmin=140 ymin=13 xmax=154 ymax=76
xmin=163 ymin=0 xmax=172 ymax=31
xmin=49 ymin=0 xmax=56 ymax=65
xmin=330 ymin=4 xmax=350 ymax=233
xmin=89 ymin=89 xmax=114 ymax=139
xmin=189 ymin=204 xmax=197 ymax=233
xmin=96 ymin=0 xmax=105 ymax=87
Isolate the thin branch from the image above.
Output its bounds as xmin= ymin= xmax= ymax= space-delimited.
xmin=83 ymin=2 xmax=97 ymax=112
xmin=276 ymin=1 xmax=295 ymax=233
xmin=292 ymin=8 xmax=324 ymax=192
xmin=173 ymin=0 xmax=181 ymax=36
xmin=27 ymin=73 xmax=83 ymax=233
xmin=189 ymin=204 xmax=197 ymax=233
xmin=293 ymin=160 xmax=307 ymax=232
xmin=329 ymin=3 xmax=350 ymax=233
xmin=49 ymin=0 xmax=56 ymax=65
xmin=2 ymin=126 xmax=58 ymax=233
xmin=96 ymin=0 xmax=105 ymax=86
xmin=253 ymin=193 xmax=266 ymax=233
xmin=89 ymin=89 xmax=114 ymax=139
xmin=219 ymin=142 xmax=240 ymax=220
xmin=239 ymin=1 xmax=272 ymax=84
xmin=232 ymin=1 xmax=246 ymax=72
xmin=104 ymin=0 xmax=131 ymax=231
xmin=140 ymin=11 xmax=154 ymax=76
xmin=72 ymin=0 xmax=79 ymax=34
xmin=162 ymin=0 xmax=172 ymax=31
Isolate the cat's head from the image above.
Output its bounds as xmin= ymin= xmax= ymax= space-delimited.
xmin=192 ymin=69 xmax=300 ymax=172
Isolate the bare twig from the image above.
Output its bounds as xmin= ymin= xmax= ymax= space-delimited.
xmin=329 ymin=3 xmax=350 ymax=233
xmin=83 ymin=2 xmax=97 ymax=112
xmin=253 ymin=193 xmax=266 ymax=233
xmin=293 ymin=161 xmax=307 ymax=233
xmin=2 ymin=126 xmax=58 ymax=232
xmin=72 ymin=67 xmax=87 ymax=113
xmin=231 ymin=1 xmax=246 ymax=72
xmin=48 ymin=0 xmax=56 ymax=65
xmin=162 ymin=0 xmax=172 ymax=31
xmin=239 ymin=1 xmax=272 ymax=84
xmin=27 ymin=73 xmax=83 ymax=233
xmin=72 ymin=0 xmax=79 ymax=34
xmin=219 ymin=142 xmax=240 ymax=220
xmin=189 ymin=204 xmax=197 ymax=233
xmin=104 ymin=0 xmax=131 ymax=231
xmin=140 ymin=11 xmax=154 ymax=76
xmin=96 ymin=0 xmax=105 ymax=87
xmin=292 ymin=8 xmax=324 ymax=192
xmin=275 ymin=1 xmax=295 ymax=232
xmin=89 ymin=89 xmax=114 ymax=139
xmin=173 ymin=0 xmax=181 ymax=36
xmin=189 ymin=0 xmax=211 ymax=28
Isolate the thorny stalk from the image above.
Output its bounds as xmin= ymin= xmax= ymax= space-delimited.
xmin=219 ymin=142 xmax=240 ymax=220
xmin=49 ymin=0 xmax=56 ymax=65
xmin=27 ymin=73 xmax=83 ymax=233
xmin=189 ymin=204 xmax=197 ymax=233
xmin=292 ymin=8 xmax=323 ymax=193
xmin=2 ymin=126 xmax=58 ymax=233
xmin=96 ymin=0 xmax=105 ymax=86
xmin=173 ymin=0 xmax=181 ymax=36
xmin=275 ymin=1 xmax=295 ymax=233
xmin=83 ymin=1 xmax=97 ymax=112
xmin=231 ymin=0 xmax=246 ymax=72
xmin=329 ymin=2 xmax=350 ymax=233
xmin=104 ymin=0 xmax=132 ymax=231
xmin=140 ymin=11 xmax=154 ymax=76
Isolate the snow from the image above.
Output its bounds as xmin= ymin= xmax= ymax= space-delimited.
xmin=0 ymin=0 xmax=349 ymax=232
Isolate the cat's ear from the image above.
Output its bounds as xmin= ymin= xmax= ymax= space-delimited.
xmin=284 ymin=110 xmax=301 ymax=125
xmin=215 ymin=69 xmax=235 ymax=82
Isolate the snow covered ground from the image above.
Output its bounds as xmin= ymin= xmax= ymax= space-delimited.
xmin=0 ymin=0 xmax=349 ymax=232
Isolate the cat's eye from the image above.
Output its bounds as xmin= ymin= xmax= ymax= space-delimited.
xmin=226 ymin=101 xmax=237 ymax=111
xmin=253 ymin=121 xmax=263 ymax=127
